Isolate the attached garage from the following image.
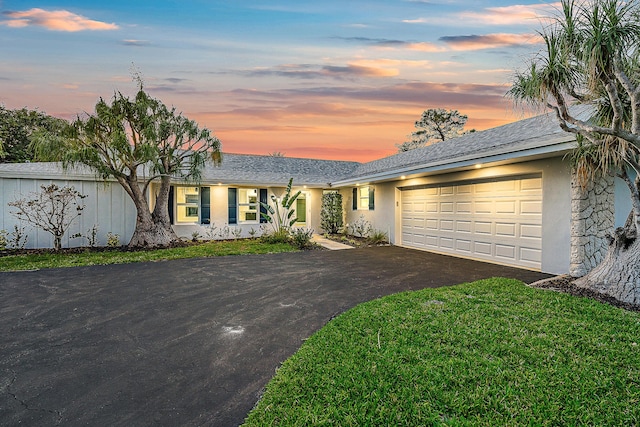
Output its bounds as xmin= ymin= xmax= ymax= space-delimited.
xmin=401 ymin=175 xmax=543 ymax=270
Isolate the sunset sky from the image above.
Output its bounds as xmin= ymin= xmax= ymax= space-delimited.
xmin=0 ymin=1 xmax=558 ymax=161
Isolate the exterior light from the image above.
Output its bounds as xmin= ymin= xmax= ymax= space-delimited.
xmin=475 ymin=164 xmax=482 ymax=169
xmin=400 ymin=175 xmax=406 ymax=180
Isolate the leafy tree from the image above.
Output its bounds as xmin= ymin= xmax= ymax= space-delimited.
xmin=34 ymin=87 xmax=221 ymax=247
xmin=397 ymin=108 xmax=470 ymax=152
xmin=0 ymin=106 xmax=67 ymax=162
xmin=320 ymin=192 xmax=343 ymax=234
xmin=509 ymin=0 xmax=640 ymax=304
xmin=8 ymin=184 xmax=86 ymax=250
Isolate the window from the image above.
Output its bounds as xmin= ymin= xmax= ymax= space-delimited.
xmin=353 ymin=186 xmax=374 ymax=211
xmin=238 ymin=188 xmax=259 ymax=223
xmin=176 ymin=186 xmax=199 ymax=223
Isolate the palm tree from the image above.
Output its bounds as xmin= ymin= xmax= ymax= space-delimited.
xmin=509 ymin=0 xmax=640 ymax=304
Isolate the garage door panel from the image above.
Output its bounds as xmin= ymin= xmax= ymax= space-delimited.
xmin=402 ymin=175 xmax=542 ymax=270
xmin=495 ymin=222 xmax=517 ymax=237
xmin=521 ymin=200 xmax=542 ymax=215
xmin=475 ymin=221 xmax=492 ymax=234
xmin=495 ymin=244 xmax=516 ymax=260
xmin=456 ymin=221 xmax=472 ymax=233
xmin=521 ymin=224 xmax=542 ymax=239
xmin=474 ymin=241 xmax=493 ymax=256
xmin=456 ymin=239 xmax=472 ymax=252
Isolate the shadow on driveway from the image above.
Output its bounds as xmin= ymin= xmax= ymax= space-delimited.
xmin=0 ymin=246 xmax=551 ymax=426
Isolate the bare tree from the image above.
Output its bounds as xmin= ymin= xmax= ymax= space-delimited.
xmin=9 ymin=184 xmax=86 ymax=250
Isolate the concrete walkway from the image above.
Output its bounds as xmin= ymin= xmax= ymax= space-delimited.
xmin=0 ymin=246 xmax=551 ymax=426
xmin=311 ymin=234 xmax=354 ymax=250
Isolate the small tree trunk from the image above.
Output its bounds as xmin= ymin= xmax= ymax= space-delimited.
xmin=574 ymin=226 xmax=640 ymax=305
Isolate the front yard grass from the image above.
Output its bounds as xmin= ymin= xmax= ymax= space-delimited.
xmin=0 ymin=240 xmax=296 ymax=271
xmin=243 ymin=278 xmax=640 ymax=426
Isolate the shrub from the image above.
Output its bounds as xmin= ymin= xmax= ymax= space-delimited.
xmin=368 ymin=230 xmax=388 ymax=245
xmin=290 ymin=228 xmax=314 ymax=249
xmin=0 ymin=229 xmax=7 ymax=250
xmin=9 ymin=225 xmax=27 ymax=250
xmin=106 ymin=232 xmax=120 ymax=247
xmin=260 ymin=229 xmax=290 ymax=245
xmin=320 ymin=192 xmax=343 ymax=234
xmin=349 ymin=215 xmax=372 ymax=238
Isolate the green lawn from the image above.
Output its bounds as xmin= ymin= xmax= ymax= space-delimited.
xmin=243 ymin=278 xmax=640 ymax=426
xmin=0 ymin=240 xmax=296 ymax=271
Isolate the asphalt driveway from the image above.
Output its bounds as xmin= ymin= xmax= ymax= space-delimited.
xmin=0 ymin=246 xmax=550 ymax=426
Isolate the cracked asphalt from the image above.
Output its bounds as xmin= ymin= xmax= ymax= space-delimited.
xmin=0 ymin=246 xmax=550 ymax=426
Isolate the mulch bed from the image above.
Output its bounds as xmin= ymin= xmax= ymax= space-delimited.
xmin=530 ymin=275 xmax=640 ymax=312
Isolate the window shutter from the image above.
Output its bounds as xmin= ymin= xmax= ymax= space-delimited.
xmin=259 ymin=188 xmax=268 ymax=223
xmin=352 ymin=188 xmax=358 ymax=210
xmin=168 ymin=186 xmax=174 ymax=224
xmin=228 ymin=188 xmax=237 ymax=224
xmin=368 ymin=187 xmax=375 ymax=211
xmin=200 ymin=187 xmax=211 ymax=224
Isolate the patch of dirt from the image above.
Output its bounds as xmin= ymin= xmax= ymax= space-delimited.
xmin=529 ymin=275 xmax=640 ymax=312
xmin=322 ymin=234 xmax=388 ymax=248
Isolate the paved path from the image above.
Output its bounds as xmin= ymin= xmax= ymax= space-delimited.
xmin=311 ymin=234 xmax=354 ymax=250
xmin=0 ymin=246 xmax=550 ymax=426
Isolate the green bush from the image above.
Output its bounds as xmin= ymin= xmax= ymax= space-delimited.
xmin=260 ymin=229 xmax=290 ymax=244
xmin=320 ymin=192 xmax=343 ymax=234
xmin=290 ymin=228 xmax=314 ymax=249
xmin=368 ymin=229 xmax=388 ymax=245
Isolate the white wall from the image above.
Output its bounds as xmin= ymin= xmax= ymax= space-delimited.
xmin=341 ymin=157 xmax=572 ymax=274
xmin=170 ymin=185 xmax=322 ymax=241
xmin=0 ymin=177 xmax=136 ymax=249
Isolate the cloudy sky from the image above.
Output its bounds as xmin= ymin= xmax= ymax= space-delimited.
xmin=0 ymin=1 xmax=558 ymax=161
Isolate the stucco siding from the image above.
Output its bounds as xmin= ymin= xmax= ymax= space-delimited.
xmin=351 ymin=157 xmax=572 ymax=274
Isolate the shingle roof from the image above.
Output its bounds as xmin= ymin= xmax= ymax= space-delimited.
xmin=0 ymin=154 xmax=360 ymax=187
xmin=197 ymin=153 xmax=360 ymax=187
xmin=333 ymin=110 xmax=576 ymax=184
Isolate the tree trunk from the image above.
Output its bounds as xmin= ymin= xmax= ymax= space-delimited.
xmin=126 ymin=175 xmax=179 ymax=248
xmin=574 ymin=226 xmax=640 ymax=305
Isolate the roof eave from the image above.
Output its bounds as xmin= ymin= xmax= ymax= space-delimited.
xmin=330 ymin=137 xmax=576 ymax=187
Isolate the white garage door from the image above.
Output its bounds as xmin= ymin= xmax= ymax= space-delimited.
xmin=401 ymin=175 xmax=543 ymax=270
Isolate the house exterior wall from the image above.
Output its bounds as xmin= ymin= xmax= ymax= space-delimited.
xmin=168 ymin=185 xmax=322 ymax=241
xmin=0 ymin=177 xmax=136 ymax=249
xmin=342 ymin=157 xmax=572 ymax=274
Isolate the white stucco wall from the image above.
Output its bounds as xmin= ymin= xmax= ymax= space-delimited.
xmin=341 ymin=157 xmax=573 ymax=274
xmin=169 ymin=185 xmax=322 ymax=241
xmin=0 ymin=177 xmax=136 ymax=249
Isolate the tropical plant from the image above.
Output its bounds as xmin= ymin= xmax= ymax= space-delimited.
xmin=508 ymin=0 xmax=640 ymax=304
xmin=33 ymin=83 xmax=221 ymax=248
xmin=8 ymin=184 xmax=87 ymax=250
xmin=320 ymin=192 xmax=343 ymax=234
xmin=260 ymin=178 xmax=302 ymax=234
xmin=368 ymin=229 xmax=388 ymax=245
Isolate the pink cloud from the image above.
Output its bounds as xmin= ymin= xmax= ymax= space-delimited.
xmin=441 ymin=33 xmax=543 ymax=50
xmin=2 ymin=8 xmax=119 ymax=32
xmin=458 ymin=3 xmax=561 ymax=26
